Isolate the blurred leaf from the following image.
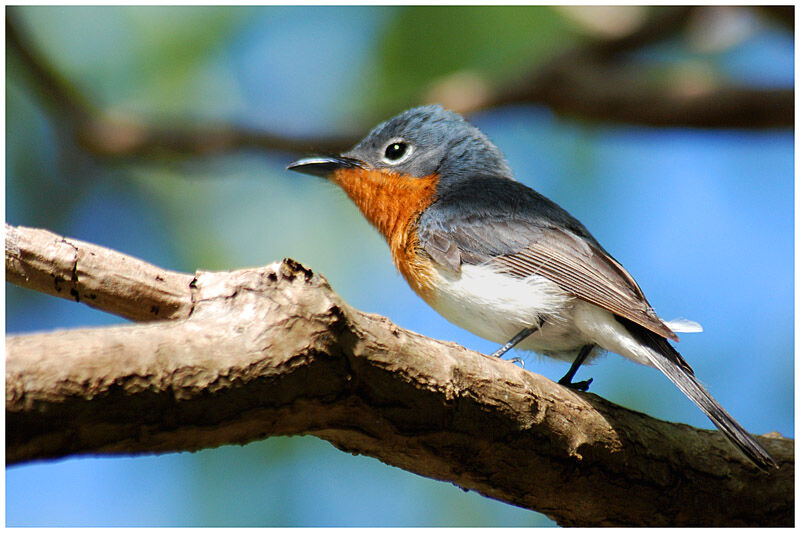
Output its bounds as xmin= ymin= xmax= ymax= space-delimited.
xmin=123 ymin=6 xmax=251 ymax=114
xmin=364 ymin=6 xmax=581 ymax=114
xmin=15 ymin=6 xmax=247 ymax=114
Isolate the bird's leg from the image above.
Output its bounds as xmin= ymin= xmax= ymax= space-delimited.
xmin=558 ymin=344 xmax=594 ymax=391
xmin=490 ymin=318 xmax=545 ymax=366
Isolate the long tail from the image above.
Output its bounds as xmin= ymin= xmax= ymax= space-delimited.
xmin=620 ymin=318 xmax=778 ymax=470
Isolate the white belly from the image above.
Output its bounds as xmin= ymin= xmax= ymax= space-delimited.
xmin=426 ymin=263 xmax=592 ymax=362
xmin=423 ymin=262 xmax=692 ymax=369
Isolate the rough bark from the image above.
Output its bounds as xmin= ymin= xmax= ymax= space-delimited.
xmin=5 ymin=224 xmax=794 ymax=526
xmin=5 ymin=224 xmax=193 ymax=322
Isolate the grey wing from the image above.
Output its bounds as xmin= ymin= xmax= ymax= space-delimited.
xmin=419 ymin=216 xmax=678 ymax=342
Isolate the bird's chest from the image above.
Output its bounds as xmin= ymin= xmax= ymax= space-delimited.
xmin=332 ymin=168 xmax=441 ymax=297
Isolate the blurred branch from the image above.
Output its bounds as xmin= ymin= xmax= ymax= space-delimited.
xmin=6 ymin=224 xmax=794 ymax=527
xmin=756 ymin=6 xmax=794 ymax=30
xmin=442 ymin=6 xmax=794 ymax=128
xmin=584 ymin=5 xmax=696 ymax=57
xmin=492 ymin=63 xmax=794 ymax=129
xmin=75 ymin=114 xmax=358 ymax=158
xmin=6 ymin=7 xmax=793 ymax=168
xmin=6 ymin=8 xmax=359 ymax=156
xmin=5 ymin=9 xmax=92 ymax=122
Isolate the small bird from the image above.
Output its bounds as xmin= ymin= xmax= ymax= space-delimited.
xmin=288 ymin=105 xmax=776 ymax=470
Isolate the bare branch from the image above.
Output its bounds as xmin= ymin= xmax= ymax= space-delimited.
xmin=7 ymin=7 xmax=792 ymax=171
xmin=6 ymin=9 xmax=93 ymax=121
xmin=438 ymin=6 xmax=794 ymax=128
xmin=492 ymin=64 xmax=794 ymax=129
xmin=5 ymin=224 xmax=193 ymax=321
xmin=756 ymin=6 xmax=794 ymax=31
xmin=76 ymin=115 xmax=359 ymax=159
xmin=5 ymin=224 xmax=794 ymax=526
xmin=6 ymin=8 xmax=359 ymax=157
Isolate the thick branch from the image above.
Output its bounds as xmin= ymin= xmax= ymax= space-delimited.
xmin=5 ymin=224 xmax=794 ymax=526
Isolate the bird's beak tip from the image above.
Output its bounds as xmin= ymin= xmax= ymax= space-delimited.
xmin=287 ymin=156 xmax=364 ymax=178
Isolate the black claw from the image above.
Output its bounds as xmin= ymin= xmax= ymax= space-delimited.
xmin=556 ymin=344 xmax=594 ymax=391
xmin=558 ymin=377 xmax=593 ymax=392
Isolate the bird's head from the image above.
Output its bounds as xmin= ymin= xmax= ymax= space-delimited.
xmin=287 ymin=105 xmax=514 ymax=264
xmin=288 ymin=105 xmax=513 ymax=189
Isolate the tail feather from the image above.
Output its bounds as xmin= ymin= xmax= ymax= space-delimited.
xmin=620 ymin=318 xmax=778 ymax=470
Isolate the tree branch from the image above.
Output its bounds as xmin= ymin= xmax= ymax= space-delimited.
xmin=5 ymin=224 xmax=794 ymax=526
xmin=437 ymin=6 xmax=794 ymax=128
xmin=5 ymin=8 xmax=360 ymax=157
xmin=492 ymin=65 xmax=794 ymax=129
xmin=756 ymin=6 xmax=794 ymax=31
xmin=7 ymin=7 xmax=793 ymax=169
xmin=5 ymin=224 xmax=193 ymax=321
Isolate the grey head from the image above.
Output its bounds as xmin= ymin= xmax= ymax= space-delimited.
xmin=342 ymin=105 xmax=514 ymax=185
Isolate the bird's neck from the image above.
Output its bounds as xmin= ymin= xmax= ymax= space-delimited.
xmin=331 ymin=168 xmax=439 ymax=296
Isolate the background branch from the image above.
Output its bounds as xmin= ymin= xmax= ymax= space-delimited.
xmin=6 ymin=6 xmax=793 ymax=166
xmin=756 ymin=6 xmax=794 ymax=30
xmin=5 ymin=9 xmax=360 ymax=157
xmin=442 ymin=6 xmax=794 ymax=128
xmin=6 ymin=224 xmax=794 ymax=526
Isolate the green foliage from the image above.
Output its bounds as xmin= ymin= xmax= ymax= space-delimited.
xmin=365 ymin=6 xmax=581 ymax=113
xmin=17 ymin=6 xmax=246 ymax=112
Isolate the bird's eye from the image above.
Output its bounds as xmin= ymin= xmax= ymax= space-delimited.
xmin=382 ymin=141 xmax=411 ymax=163
xmin=384 ymin=142 xmax=406 ymax=160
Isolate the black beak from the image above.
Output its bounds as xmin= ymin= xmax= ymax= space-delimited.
xmin=286 ymin=156 xmax=365 ymax=178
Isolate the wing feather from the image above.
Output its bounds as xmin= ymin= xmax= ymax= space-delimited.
xmin=497 ymin=230 xmax=677 ymax=341
xmin=420 ymin=213 xmax=677 ymax=341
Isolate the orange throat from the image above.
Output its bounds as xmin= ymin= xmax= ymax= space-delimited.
xmin=331 ymin=167 xmax=440 ymax=298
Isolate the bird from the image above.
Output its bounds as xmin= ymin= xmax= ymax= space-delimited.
xmin=287 ymin=104 xmax=777 ymax=470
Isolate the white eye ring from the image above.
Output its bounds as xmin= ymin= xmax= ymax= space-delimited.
xmin=381 ymin=138 xmax=414 ymax=165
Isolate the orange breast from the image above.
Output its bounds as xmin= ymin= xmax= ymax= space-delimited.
xmin=331 ymin=167 xmax=440 ymax=299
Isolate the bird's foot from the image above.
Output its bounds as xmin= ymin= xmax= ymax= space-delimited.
xmin=507 ymin=357 xmax=525 ymax=368
xmin=558 ymin=376 xmax=593 ymax=392
xmin=488 ymin=348 xmax=525 ymax=367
